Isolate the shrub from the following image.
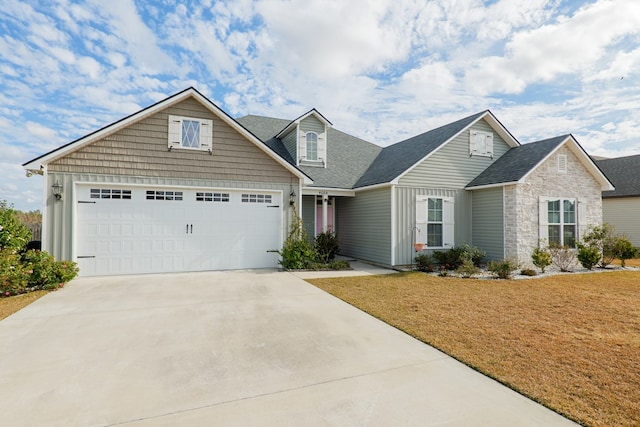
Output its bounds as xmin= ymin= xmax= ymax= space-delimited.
xmin=414 ymin=254 xmax=435 ymax=272
xmin=0 ymin=201 xmax=32 ymax=251
xmin=582 ymin=224 xmax=617 ymax=268
xmin=432 ymin=249 xmax=461 ymax=269
xmin=433 ymin=244 xmax=486 ymax=269
xmin=0 ymin=249 xmax=29 ymax=296
xmin=52 ymin=259 xmax=79 ymax=285
xmin=21 ymin=249 xmax=56 ymax=289
xmin=531 ymin=247 xmax=552 ymax=273
xmin=328 ymin=259 xmax=350 ymax=270
xmin=520 ymin=268 xmax=537 ymax=276
xmin=548 ymin=242 xmax=576 ymax=272
xmin=577 ymin=244 xmax=601 ymax=270
xmin=456 ymin=257 xmax=480 ymax=278
xmin=277 ymin=207 xmax=316 ymax=270
xmin=315 ymin=231 xmax=340 ymax=263
xmin=487 ymin=259 xmax=519 ymax=279
xmin=612 ymin=237 xmax=637 ymax=267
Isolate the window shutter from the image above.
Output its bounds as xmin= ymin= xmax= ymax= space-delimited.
xmin=443 ymin=197 xmax=455 ymax=247
xmin=298 ymin=130 xmax=307 ymax=161
xmin=415 ymin=196 xmax=427 ymax=244
xmin=317 ymin=132 xmax=327 ymax=165
xmin=168 ymin=115 xmax=182 ymax=150
xmin=485 ymin=133 xmax=494 ymax=157
xmin=200 ymin=119 xmax=213 ymax=151
xmin=577 ymin=199 xmax=587 ymax=241
xmin=539 ymin=197 xmax=549 ymax=245
xmin=469 ymin=131 xmax=478 ymax=155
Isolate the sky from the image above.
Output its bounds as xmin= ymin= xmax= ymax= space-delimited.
xmin=1 ymin=0 xmax=640 ymax=212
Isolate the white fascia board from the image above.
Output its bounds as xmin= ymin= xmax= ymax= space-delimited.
xmin=465 ymin=181 xmax=519 ymax=191
xmin=302 ymin=187 xmax=355 ymax=197
xmin=353 ymin=181 xmax=394 ymax=192
xmin=275 ymin=109 xmax=332 ymax=139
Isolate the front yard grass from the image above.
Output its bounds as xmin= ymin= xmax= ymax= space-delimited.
xmin=308 ymin=270 xmax=640 ymax=427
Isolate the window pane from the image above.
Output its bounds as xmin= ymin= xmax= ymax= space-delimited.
xmin=427 ymin=224 xmax=443 ymax=247
xmin=564 ymin=225 xmax=576 ymax=247
xmin=549 ymin=225 xmax=561 ymax=245
xmin=182 ymin=120 xmax=201 ymax=148
xmin=564 ymin=200 xmax=575 ymax=223
xmin=306 ymin=132 xmax=318 ymax=160
xmin=428 ymin=198 xmax=443 ymax=222
xmin=548 ymin=200 xmax=560 ymax=224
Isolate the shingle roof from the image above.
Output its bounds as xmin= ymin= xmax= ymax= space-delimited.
xmin=354 ymin=111 xmax=488 ymax=188
xmin=237 ymin=115 xmax=382 ymax=189
xmin=596 ymin=154 xmax=640 ymax=198
xmin=466 ymin=135 xmax=568 ymax=188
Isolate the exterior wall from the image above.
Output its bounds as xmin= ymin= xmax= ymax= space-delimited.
xmin=337 ymin=187 xmax=392 ymax=266
xmin=301 ymin=195 xmax=316 ymax=242
xmin=399 ymin=119 xmax=512 ymax=188
xmin=299 ymin=115 xmax=325 ymax=135
xmin=602 ymin=197 xmax=640 ymax=246
xmin=394 ymin=186 xmax=470 ymax=266
xmin=49 ymin=97 xmax=295 ymax=183
xmin=43 ymin=172 xmax=296 ymax=263
xmin=505 ymin=145 xmax=603 ymax=267
xmin=471 ymin=187 xmax=504 ymax=261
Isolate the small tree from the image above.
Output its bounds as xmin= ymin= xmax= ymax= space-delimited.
xmin=0 ymin=201 xmax=32 ymax=251
xmin=582 ymin=224 xmax=617 ymax=268
xmin=612 ymin=237 xmax=637 ymax=267
xmin=531 ymin=247 xmax=552 ymax=273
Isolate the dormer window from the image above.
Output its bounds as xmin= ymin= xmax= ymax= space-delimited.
xmin=306 ymin=132 xmax=318 ymax=161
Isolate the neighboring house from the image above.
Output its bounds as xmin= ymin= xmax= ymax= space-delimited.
xmin=596 ymin=155 xmax=640 ymax=246
xmin=24 ymin=87 xmax=614 ymax=276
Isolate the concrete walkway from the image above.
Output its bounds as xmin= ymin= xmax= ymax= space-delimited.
xmin=0 ymin=269 xmax=577 ymax=426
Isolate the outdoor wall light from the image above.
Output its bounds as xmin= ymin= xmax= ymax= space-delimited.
xmin=51 ymin=181 xmax=63 ymax=201
xmin=289 ymin=191 xmax=296 ymax=206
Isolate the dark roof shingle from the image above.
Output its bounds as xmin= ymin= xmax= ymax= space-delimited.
xmin=596 ymin=154 xmax=640 ymax=198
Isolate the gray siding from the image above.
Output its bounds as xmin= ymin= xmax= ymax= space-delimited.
xmin=43 ymin=172 xmax=294 ymax=263
xmin=337 ymin=187 xmax=392 ymax=265
xmin=399 ymin=119 xmax=511 ymax=188
xmin=394 ymin=186 xmax=471 ymax=266
xmin=471 ymin=187 xmax=504 ymax=261
xmin=50 ymin=97 xmax=295 ymax=184
xmin=281 ymin=128 xmax=297 ymax=163
xmin=299 ymin=115 xmax=325 ymax=134
xmin=302 ymin=195 xmax=316 ymax=242
xmin=603 ymin=197 xmax=640 ymax=246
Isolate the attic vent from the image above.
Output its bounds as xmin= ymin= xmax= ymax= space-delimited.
xmin=558 ymin=155 xmax=567 ymax=173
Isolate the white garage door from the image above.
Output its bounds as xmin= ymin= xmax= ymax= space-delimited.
xmin=75 ymin=185 xmax=282 ymax=276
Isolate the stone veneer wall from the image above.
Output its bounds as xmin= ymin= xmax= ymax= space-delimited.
xmin=504 ymin=145 xmax=603 ymax=267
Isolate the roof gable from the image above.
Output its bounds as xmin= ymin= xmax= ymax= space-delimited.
xmin=467 ymin=135 xmax=614 ymax=191
xmin=275 ymin=108 xmax=332 ymax=139
xmin=23 ymin=88 xmax=311 ymax=184
xmin=596 ymin=154 xmax=640 ymax=197
xmin=355 ymin=110 xmax=519 ymax=188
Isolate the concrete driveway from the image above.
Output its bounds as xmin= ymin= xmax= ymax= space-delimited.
xmin=0 ymin=270 xmax=577 ymax=426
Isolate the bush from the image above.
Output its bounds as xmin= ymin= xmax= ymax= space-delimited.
xmin=487 ymin=259 xmax=519 ymax=279
xmin=0 ymin=249 xmax=29 ymax=296
xmin=577 ymin=244 xmax=601 ymax=270
xmin=328 ymin=259 xmax=350 ymax=270
xmin=315 ymin=231 xmax=340 ymax=263
xmin=548 ymin=242 xmax=576 ymax=272
xmin=0 ymin=201 xmax=32 ymax=251
xmin=531 ymin=247 xmax=552 ymax=273
xmin=276 ymin=206 xmax=317 ymax=270
xmin=414 ymin=254 xmax=435 ymax=272
xmin=456 ymin=257 xmax=480 ymax=278
xmin=582 ymin=224 xmax=617 ymax=268
xmin=612 ymin=237 xmax=637 ymax=267
xmin=520 ymin=268 xmax=537 ymax=276
xmin=433 ymin=244 xmax=486 ymax=269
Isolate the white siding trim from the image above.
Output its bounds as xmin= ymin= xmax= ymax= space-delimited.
xmin=391 ymin=185 xmax=396 ymax=265
xmin=539 ymin=196 xmax=549 ymax=245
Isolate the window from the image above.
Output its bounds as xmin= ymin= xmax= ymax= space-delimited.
xmin=90 ymin=188 xmax=132 ymax=199
xmin=415 ymin=196 xmax=454 ymax=248
xmin=196 ymin=192 xmax=229 ymax=202
xmin=241 ymin=193 xmax=273 ymax=204
xmin=469 ymin=130 xmax=494 ymax=157
xmin=146 ymin=190 xmax=183 ymax=201
xmin=540 ymin=197 xmax=579 ymax=247
xmin=168 ymin=115 xmax=213 ymax=152
xmin=306 ymin=132 xmax=318 ymax=161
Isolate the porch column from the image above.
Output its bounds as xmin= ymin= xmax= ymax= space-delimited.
xmin=322 ymin=194 xmax=329 ymax=233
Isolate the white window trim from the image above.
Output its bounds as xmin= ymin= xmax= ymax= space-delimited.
xmin=538 ymin=196 xmax=582 ymax=247
xmin=168 ymin=115 xmax=213 ymax=154
xmin=415 ymin=195 xmax=455 ymax=249
xmin=298 ymin=128 xmax=327 ymax=167
xmin=306 ymin=132 xmax=318 ymax=161
xmin=469 ymin=130 xmax=494 ymax=158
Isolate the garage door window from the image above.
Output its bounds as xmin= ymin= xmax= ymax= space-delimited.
xmin=242 ymin=193 xmax=272 ymax=203
xmin=146 ymin=190 xmax=183 ymax=201
xmin=90 ymin=188 xmax=132 ymax=199
xmin=196 ymin=192 xmax=229 ymax=202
